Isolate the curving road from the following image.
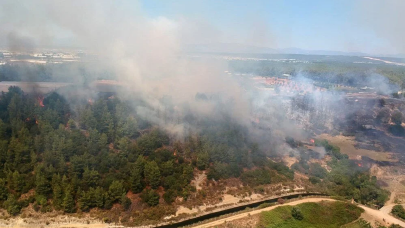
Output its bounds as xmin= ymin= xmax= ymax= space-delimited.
xmin=191 ymin=198 xmax=405 ymax=228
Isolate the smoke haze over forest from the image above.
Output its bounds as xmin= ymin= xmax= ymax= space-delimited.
xmin=0 ymin=0 xmax=402 ymax=149
xmin=1 ymin=1 xmax=405 ymax=227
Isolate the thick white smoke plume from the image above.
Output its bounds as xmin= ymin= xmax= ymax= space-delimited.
xmin=0 ymin=0 xmax=253 ymax=137
xmin=0 ymin=1 xmax=399 ymax=156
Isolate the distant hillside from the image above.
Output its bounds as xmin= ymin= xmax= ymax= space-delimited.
xmin=184 ymin=43 xmax=278 ymax=54
xmin=185 ymin=43 xmax=405 ymax=58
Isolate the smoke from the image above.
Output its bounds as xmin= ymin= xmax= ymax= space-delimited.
xmin=1 ymin=0 xmax=400 ymax=159
xmin=0 ymin=0 xmax=253 ymax=137
xmin=364 ymin=73 xmax=399 ymax=95
xmin=6 ymin=32 xmax=36 ymax=52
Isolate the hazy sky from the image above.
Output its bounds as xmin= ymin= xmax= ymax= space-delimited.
xmin=138 ymin=0 xmax=404 ymax=55
xmin=1 ymin=0 xmax=404 ymax=55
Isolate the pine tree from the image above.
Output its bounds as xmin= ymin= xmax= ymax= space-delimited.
xmin=11 ymin=171 xmax=24 ymax=194
xmin=3 ymin=194 xmax=21 ymax=215
xmin=98 ymin=133 xmax=108 ymax=153
xmin=0 ymin=179 xmax=8 ymax=201
xmin=62 ymin=186 xmax=75 ymax=213
xmin=67 ymin=119 xmax=76 ymax=130
xmin=98 ymin=102 xmax=114 ymax=139
xmin=81 ymin=108 xmax=97 ymax=130
xmin=140 ymin=189 xmax=160 ymax=207
xmin=144 ymin=161 xmax=161 ymax=189
xmin=197 ymin=151 xmax=209 ymax=170
xmin=51 ymin=173 xmax=63 ymax=207
xmin=108 ymin=181 xmax=125 ymax=202
xmin=103 ymin=192 xmax=113 ymax=210
xmin=82 ymin=168 xmax=100 ymax=190
xmin=94 ymin=187 xmax=104 ymax=208
xmin=130 ymin=168 xmax=144 ymax=193
xmin=0 ymin=140 xmax=8 ymax=166
xmin=160 ymin=160 xmax=174 ymax=177
xmin=120 ymin=193 xmax=131 ymax=210
xmin=87 ymin=129 xmax=101 ymax=156
xmin=78 ymin=191 xmax=91 ymax=212
xmin=181 ymin=164 xmax=194 ymax=185
xmin=35 ymin=171 xmax=51 ymax=197
xmin=51 ymin=174 xmax=61 ymax=189
xmin=134 ymin=155 xmax=146 ymax=174
xmin=61 ymin=175 xmax=69 ymax=190
xmin=52 ymin=184 xmax=63 ymax=209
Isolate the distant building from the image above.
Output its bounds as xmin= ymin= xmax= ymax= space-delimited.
xmin=2 ymin=52 xmax=11 ymax=58
xmin=279 ymin=73 xmax=291 ymax=79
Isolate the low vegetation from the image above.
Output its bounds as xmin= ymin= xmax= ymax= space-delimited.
xmin=391 ymin=205 xmax=405 ymax=220
xmin=305 ymin=139 xmax=390 ymax=208
xmin=229 ymin=59 xmax=405 ymax=86
xmin=341 ymin=218 xmax=372 ymax=228
xmin=257 ymin=201 xmax=363 ymax=228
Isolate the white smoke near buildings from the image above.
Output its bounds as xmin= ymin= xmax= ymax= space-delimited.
xmin=0 ymin=0 xmax=253 ymax=138
xmin=0 ymin=0 xmax=401 ymax=158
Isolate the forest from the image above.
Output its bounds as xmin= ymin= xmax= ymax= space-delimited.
xmin=229 ymin=59 xmax=405 ymax=86
xmin=0 ymin=86 xmax=294 ymax=218
xmin=0 ymin=82 xmax=390 ymax=225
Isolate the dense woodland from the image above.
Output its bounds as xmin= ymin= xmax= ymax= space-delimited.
xmin=2 ymin=58 xmax=405 ymax=88
xmin=0 ymin=62 xmax=112 ymax=83
xmin=229 ymin=59 xmax=405 ymax=86
xmin=0 ymin=61 xmax=393 ymax=222
xmin=0 ymin=86 xmax=295 ymax=217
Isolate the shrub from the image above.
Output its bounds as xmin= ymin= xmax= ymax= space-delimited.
xmin=163 ymin=190 xmax=176 ymax=204
xmin=309 ymin=176 xmax=321 ymax=184
xmin=241 ymin=169 xmax=272 ymax=186
xmin=388 ymin=125 xmax=405 ymax=137
xmin=258 ymin=202 xmax=273 ymax=209
xmin=140 ymin=189 xmax=160 ymax=207
xmin=291 ymin=207 xmax=303 ymax=220
xmin=3 ymin=195 xmax=21 ymax=216
xmin=389 ymin=224 xmax=403 ymax=228
xmin=391 ymin=110 xmax=403 ymax=125
xmin=120 ymin=193 xmax=131 ymax=210
xmin=391 ymin=205 xmax=405 ymax=219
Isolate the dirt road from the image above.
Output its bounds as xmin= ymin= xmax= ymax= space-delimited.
xmin=192 ymin=198 xmax=335 ymax=228
xmin=191 ymin=198 xmax=405 ymax=228
xmin=360 ymin=205 xmax=405 ymax=227
xmin=0 ymin=218 xmax=108 ymax=228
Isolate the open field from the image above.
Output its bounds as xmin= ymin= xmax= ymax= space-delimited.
xmin=193 ymin=198 xmax=336 ymax=228
xmin=200 ymin=198 xmax=405 ymax=228
xmin=318 ymin=134 xmax=397 ymax=162
xmin=256 ymin=201 xmax=363 ymax=228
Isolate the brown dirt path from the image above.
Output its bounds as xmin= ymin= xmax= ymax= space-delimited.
xmin=192 ymin=198 xmax=405 ymax=228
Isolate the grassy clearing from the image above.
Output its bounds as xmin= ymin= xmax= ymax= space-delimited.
xmin=341 ymin=218 xmax=372 ymax=228
xmin=257 ymin=201 xmax=363 ymax=228
xmin=318 ymin=134 xmax=397 ymax=162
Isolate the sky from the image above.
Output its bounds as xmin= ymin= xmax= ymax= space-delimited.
xmin=138 ymin=0 xmax=403 ymax=55
xmin=0 ymin=0 xmax=404 ymax=55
